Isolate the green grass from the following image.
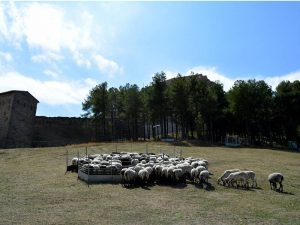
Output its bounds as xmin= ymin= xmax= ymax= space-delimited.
xmin=0 ymin=142 xmax=300 ymax=225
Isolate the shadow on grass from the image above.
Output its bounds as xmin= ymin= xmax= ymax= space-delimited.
xmin=221 ymin=185 xmax=257 ymax=192
xmin=274 ymin=190 xmax=294 ymax=195
xmin=194 ymin=182 xmax=215 ymax=191
xmin=155 ymin=181 xmax=188 ymax=189
xmin=169 ymin=183 xmax=188 ymax=189
xmin=165 ymin=139 xmax=300 ymax=154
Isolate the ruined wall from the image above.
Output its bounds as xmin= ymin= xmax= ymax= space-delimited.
xmin=1 ymin=91 xmax=146 ymax=149
xmin=32 ymin=117 xmax=146 ymax=147
xmin=0 ymin=94 xmax=14 ymax=148
xmin=6 ymin=92 xmax=37 ymax=148
xmin=32 ymin=116 xmax=105 ymax=147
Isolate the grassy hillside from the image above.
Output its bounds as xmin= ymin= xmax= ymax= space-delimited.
xmin=0 ymin=142 xmax=299 ymax=225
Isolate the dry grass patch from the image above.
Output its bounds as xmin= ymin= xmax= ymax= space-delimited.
xmin=0 ymin=142 xmax=300 ymax=225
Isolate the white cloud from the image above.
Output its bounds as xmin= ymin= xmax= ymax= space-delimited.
xmin=187 ymin=66 xmax=235 ymax=91
xmin=3 ymin=2 xmax=95 ymax=53
xmin=31 ymin=52 xmax=63 ymax=63
xmin=164 ymin=70 xmax=178 ymax=80
xmin=43 ymin=69 xmax=59 ymax=78
xmin=264 ymin=71 xmax=300 ymax=90
xmin=0 ymin=71 xmax=97 ymax=105
xmin=0 ymin=2 xmax=123 ymax=77
xmin=93 ymin=54 xmax=122 ymax=77
xmin=0 ymin=51 xmax=12 ymax=62
xmin=163 ymin=66 xmax=300 ymax=91
xmin=0 ymin=3 xmax=9 ymax=41
xmin=73 ymin=52 xmax=91 ymax=68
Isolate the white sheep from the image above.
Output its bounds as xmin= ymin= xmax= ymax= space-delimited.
xmin=198 ymin=161 xmax=208 ymax=169
xmin=138 ymin=169 xmax=149 ymax=183
xmin=177 ymin=163 xmax=193 ymax=180
xmin=199 ymin=170 xmax=210 ymax=184
xmin=191 ymin=161 xmax=199 ymax=168
xmin=244 ymin=171 xmax=257 ymax=188
xmin=268 ymin=173 xmax=284 ymax=192
xmin=134 ymin=165 xmax=144 ymax=173
xmin=167 ymin=165 xmax=177 ymax=180
xmin=217 ymin=169 xmax=240 ymax=185
xmin=191 ymin=166 xmax=206 ymax=183
xmin=131 ymin=159 xmax=139 ymax=166
xmin=224 ymin=171 xmax=248 ymax=188
xmin=190 ymin=168 xmax=198 ymax=183
xmin=71 ymin=157 xmax=78 ymax=166
xmin=173 ymin=168 xmax=184 ymax=182
xmin=162 ymin=166 xmax=169 ymax=179
xmin=121 ymin=168 xmax=127 ymax=185
xmin=124 ymin=168 xmax=137 ymax=186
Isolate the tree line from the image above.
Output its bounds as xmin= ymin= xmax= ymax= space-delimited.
xmin=82 ymin=72 xmax=300 ymax=146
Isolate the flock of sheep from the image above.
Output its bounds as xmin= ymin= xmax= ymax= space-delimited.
xmin=71 ymin=152 xmax=284 ymax=192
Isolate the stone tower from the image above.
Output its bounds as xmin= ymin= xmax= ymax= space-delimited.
xmin=0 ymin=91 xmax=38 ymax=148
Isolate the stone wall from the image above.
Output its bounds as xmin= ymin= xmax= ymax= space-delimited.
xmin=0 ymin=91 xmax=146 ymax=149
xmin=32 ymin=116 xmax=104 ymax=147
xmin=32 ymin=116 xmax=146 ymax=147
xmin=0 ymin=93 xmax=14 ymax=148
xmin=6 ymin=92 xmax=37 ymax=148
xmin=0 ymin=91 xmax=37 ymax=148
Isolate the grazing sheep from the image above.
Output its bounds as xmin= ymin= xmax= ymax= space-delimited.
xmin=134 ymin=165 xmax=144 ymax=173
xmin=198 ymin=161 xmax=208 ymax=169
xmin=191 ymin=166 xmax=206 ymax=183
xmin=268 ymin=173 xmax=284 ymax=192
xmin=149 ymin=156 xmax=157 ymax=162
xmin=196 ymin=166 xmax=206 ymax=173
xmin=121 ymin=168 xmax=127 ymax=185
xmin=66 ymin=164 xmax=77 ymax=173
xmin=154 ymin=165 xmax=163 ymax=178
xmin=217 ymin=169 xmax=240 ymax=185
xmin=112 ymin=162 xmax=122 ymax=171
xmin=191 ymin=161 xmax=199 ymax=168
xmin=199 ymin=170 xmax=210 ymax=184
xmin=173 ymin=168 xmax=184 ymax=182
xmin=244 ymin=171 xmax=257 ymax=188
xmin=162 ymin=166 xmax=169 ymax=179
xmin=167 ymin=166 xmax=177 ymax=180
xmin=224 ymin=171 xmax=248 ymax=188
xmin=124 ymin=168 xmax=137 ymax=187
xmin=177 ymin=163 xmax=193 ymax=179
xmin=131 ymin=159 xmax=139 ymax=166
xmin=71 ymin=157 xmax=78 ymax=166
xmin=190 ymin=168 xmax=198 ymax=183
xmin=138 ymin=169 xmax=150 ymax=183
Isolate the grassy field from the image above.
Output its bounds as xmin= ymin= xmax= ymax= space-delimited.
xmin=0 ymin=142 xmax=300 ymax=225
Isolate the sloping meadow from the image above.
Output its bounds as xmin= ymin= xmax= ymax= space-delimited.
xmin=0 ymin=143 xmax=299 ymax=225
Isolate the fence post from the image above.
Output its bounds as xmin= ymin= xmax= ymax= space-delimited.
xmin=85 ymin=146 xmax=88 ymax=158
xmin=111 ymin=159 xmax=113 ymax=182
xmin=65 ymin=149 xmax=68 ymax=173
xmin=87 ymin=162 xmax=90 ymax=187
xmin=77 ymin=151 xmax=80 ymax=179
xmin=146 ymin=143 xmax=148 ymax=154
xmin=173 ymin=146 xmax=175 ymax=158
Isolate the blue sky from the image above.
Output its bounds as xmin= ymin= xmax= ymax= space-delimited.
xmin=0 ymin=2 xmax=300 ymax=117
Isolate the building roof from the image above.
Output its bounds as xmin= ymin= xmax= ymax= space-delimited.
xmin=0 ymin=90 xmax=39 ymax=103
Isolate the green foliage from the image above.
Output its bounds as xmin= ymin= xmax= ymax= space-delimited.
xmin=82 ymin=72 xmax=299 ymax=145
xmin=227 ymin=79 xmax=273 ymax=140
xmin=273 ymin=80 xmax=300 ymax=141
xmin=82 ymin=82 xmax=108 ymax=120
